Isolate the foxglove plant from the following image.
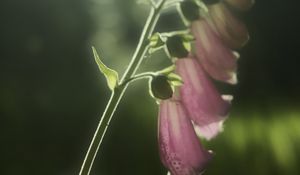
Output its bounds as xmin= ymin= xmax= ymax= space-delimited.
xmin=79 ymin=0 xmax=253 ymax=175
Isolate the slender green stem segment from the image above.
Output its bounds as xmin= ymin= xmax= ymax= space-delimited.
xmin=120 ymin=72 xmax=156 ymax=86
xmin=79 ymin=1 xmax=167 ymax=174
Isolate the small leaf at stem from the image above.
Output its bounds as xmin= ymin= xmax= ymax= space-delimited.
xmin=167 ymin=73 xmax=183 ymax=86
xmin=92 ymin=46 xmax=119 ymax=91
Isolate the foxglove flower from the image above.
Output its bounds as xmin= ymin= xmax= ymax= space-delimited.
xmin=159 ymin=99 xmax=212 ymax=175
xmin=176 ymin=57 xmax=232 ymax=140
xmin=191 ymin=19 xmax=238 ymax=84
xmin=208 ymin=2 xmax=249 ymax=49
xmin=186 ymin=0 xmax=252 ymax=84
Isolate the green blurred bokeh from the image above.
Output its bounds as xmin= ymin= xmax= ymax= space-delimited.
xmin=0 ymin=0 xmax=299 ymax=174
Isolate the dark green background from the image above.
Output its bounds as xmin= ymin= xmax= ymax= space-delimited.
xmin=1 ymin=0 xmax=299 ymax=174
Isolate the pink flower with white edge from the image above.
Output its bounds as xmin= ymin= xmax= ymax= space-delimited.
xmin=159 ymin=99 xmax=212 ymax=175
xmin=176 ymin=57 xmax=233 ymax=140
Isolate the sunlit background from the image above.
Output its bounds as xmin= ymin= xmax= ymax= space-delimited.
xmin=0 ymin=0 xmax=299 ymax=174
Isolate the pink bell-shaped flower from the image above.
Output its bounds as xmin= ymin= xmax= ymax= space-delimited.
xmin=176 ymin=57 xmax=232 ymax=140
xmin=159 ymin=100 xmax=212 ymax=175
xmin=191 ymin=19 xmax=238 ymax=84
xmin=209 ymin=2 xmax=249 ymax=49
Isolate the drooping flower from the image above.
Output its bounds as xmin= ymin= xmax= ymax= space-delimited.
xmin=155 ymin=1 xmax=254 ymax=174
xmin=159 ymin=99 xmax=212 ymax=175
xmin=176 ymin=57 xmax=232 ymax=140
xmin=208 ymin=2 xmax=249 ymax=49
xmin=180 ymin=0 xmax=252 ymax=84
xmin=191 ymin=19 xmax=238 ymax=84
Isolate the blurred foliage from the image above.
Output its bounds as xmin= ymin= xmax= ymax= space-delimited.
xmin=0 ymin=0 xmax=299 ymax=175
xmin=206 ymin=107 xmax=300 ymax=175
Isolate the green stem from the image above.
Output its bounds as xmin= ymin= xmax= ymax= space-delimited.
xmin=79 ymin=1 xmax=167 ymax=175
xmin=120 ymin=72 xmax=156 ymax=86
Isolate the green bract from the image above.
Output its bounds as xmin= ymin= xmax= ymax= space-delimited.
xmin=165 ymin=35 xmax=191 ymax=58
xmin=92 ymin=47 xmax=119 ymax=91
xmin=149 ymin=32 xmax=166 ymax=54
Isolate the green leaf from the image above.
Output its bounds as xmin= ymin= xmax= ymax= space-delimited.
xmin=183 ymin=41 xmax=192 ymax=52
xmin=181 ymin=34 xmax=194 ymax=52
xmin=92 ymin=46 xmax=119 ymax=91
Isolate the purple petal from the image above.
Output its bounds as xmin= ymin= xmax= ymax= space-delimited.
xmin=209 ymin=3 xmax=249 ymax=49
xmin=191 ymin=19 xmax=238 ymax=84
xmin=159 ymin=100 xmax=212 ymax=175
xmin=225 ymin=0 xmax=255 ymax=11
xmin=176 ymin=58 xmax=232 ymax=140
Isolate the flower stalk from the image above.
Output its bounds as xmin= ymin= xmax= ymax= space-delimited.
xmin=79 ymin=0 xmax=167 ymax=174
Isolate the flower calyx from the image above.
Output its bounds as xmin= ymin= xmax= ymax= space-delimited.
xmin=150 ymin=75 xmax=173 ymax=100
xmin=149 ymin=69 xmax=183 ymax=100
xmin=149 ymin=32 xmax=166 ymax=54
xmin=165 ymin=35 xmax=193 ymax=59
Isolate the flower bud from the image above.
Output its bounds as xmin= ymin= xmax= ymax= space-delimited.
xmin=166 ymin=36 xmax=189 ymax=58
xmin=150 ymin=75 xmax=173 ymax=100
